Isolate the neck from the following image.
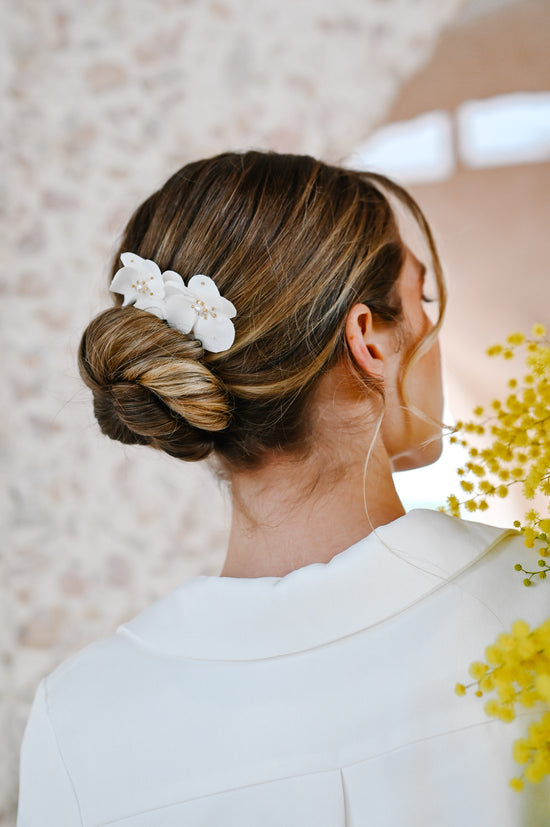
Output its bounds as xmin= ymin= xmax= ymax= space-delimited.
xmin=221 ymin=445 xmax=405 ymax=578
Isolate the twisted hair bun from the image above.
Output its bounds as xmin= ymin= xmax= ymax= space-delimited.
xmin=79 ymin=307 xmax=231 ymax=461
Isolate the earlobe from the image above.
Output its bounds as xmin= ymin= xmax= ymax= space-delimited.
xmin=345 ymin=304 xmax=385 ymax=380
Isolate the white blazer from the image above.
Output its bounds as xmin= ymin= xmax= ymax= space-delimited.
xmin=17 ymin=510 xmax=550 ymax=825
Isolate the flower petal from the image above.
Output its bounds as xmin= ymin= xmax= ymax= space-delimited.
xmin=212 ymin=295 xmax=237 ymax=318
xmin=162 ymin=270 xmax=186 ymax=291
xmin=120 ymin=252 xmax=161 ymax=279
xmin=193 ymin=315 xmax=235 ymax=353
xmin=110 ymin=267 xmax=136 ymax=293
xmin=164 ymin=294 xmax=197 ymax=334
xmin=134 ymin=296 xmax=167 ymax=319
xmin=187 ymin=274 xmax=220 ymax=299
xmin=110 ymin=267 xmax=140 ymax=306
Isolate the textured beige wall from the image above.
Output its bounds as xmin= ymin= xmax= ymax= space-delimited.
xmin=5 ymin=0 xmax=466 ymax=821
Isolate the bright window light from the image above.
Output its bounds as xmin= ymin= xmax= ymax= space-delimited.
xmin=457 ymin=92 xmax=550 ymax=167
xmin=349 ymin=110 xmax=455 ymax=183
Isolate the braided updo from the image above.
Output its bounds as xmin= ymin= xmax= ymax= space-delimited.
xmin=79 ymin=151 xmax=445 ymax=470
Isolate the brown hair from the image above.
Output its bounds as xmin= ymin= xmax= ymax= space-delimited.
xmin=79 ymin=151 xmax=445 ymax=469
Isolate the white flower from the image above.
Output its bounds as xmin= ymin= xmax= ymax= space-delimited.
xmin=165 ymin=275 xmax=237 ymax=354
xmin=109 ymin=253 xmax=237 ymax=353
xmin=110 ymin=252 xmax=167 ymax=319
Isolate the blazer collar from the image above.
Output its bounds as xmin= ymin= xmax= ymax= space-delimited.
xmin=119 ymin=509 xmax=512 ymax=661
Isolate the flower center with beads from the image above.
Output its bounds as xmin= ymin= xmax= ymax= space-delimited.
xmin=132 ymin=276 xmax=155 ymax=297
xmin=192 ymin=298 xmax=217 ymax=319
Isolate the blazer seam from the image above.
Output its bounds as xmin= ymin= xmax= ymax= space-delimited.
xmin=97 ymin=716 xmax=526 ymax=825
xmin=97 ymin=766 xmax=343 ymax=826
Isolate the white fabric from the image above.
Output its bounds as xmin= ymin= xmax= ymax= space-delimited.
xmin=17 ymin=509 xmax=550 ymax=825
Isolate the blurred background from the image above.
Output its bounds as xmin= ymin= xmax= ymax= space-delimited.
xmin=3 ymin=0 xmax=549 ymax=821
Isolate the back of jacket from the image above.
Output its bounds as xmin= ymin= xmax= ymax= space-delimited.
xmin=17 ymin=511 xmax=550 ymax=826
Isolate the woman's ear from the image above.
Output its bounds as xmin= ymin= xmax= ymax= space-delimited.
xmin=345 ymin=303 xmax=385 ymax=380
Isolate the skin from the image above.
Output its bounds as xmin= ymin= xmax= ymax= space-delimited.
xmin=221 ymin=248 xmax=443 ymax=578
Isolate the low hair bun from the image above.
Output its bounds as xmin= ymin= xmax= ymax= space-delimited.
xmin=79 ymin=307 xmax=232 ymax=461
